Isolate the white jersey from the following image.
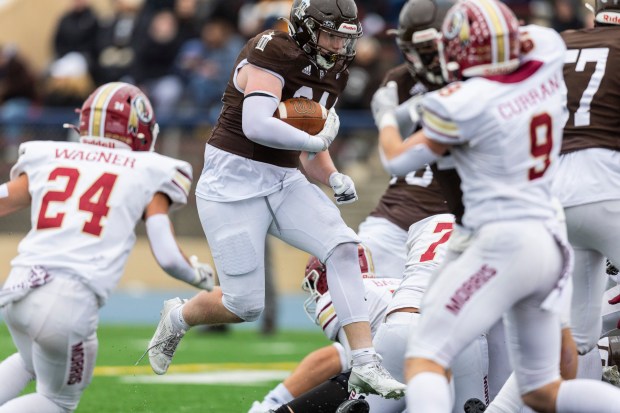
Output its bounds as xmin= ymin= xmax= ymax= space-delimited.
xmin=388 ymin=214 xmax=455 ymax=314
xmin=9 ymin=141 xmax=192 ymax=304
xmin=421 ymin=25 xmax=568 ymax=230
xmin=314 ymin=277 xmax=400 ymax=341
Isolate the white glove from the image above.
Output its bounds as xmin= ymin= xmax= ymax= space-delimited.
xmin=329 ymin=172 xmax=358 ymax=205
xmin=189 ymin=255 xmax=215 ymax=291
xmin=307 ymin=107 xmax=340 ymax=159
xmin=405 ymin=94 xmax=425 ymax=127
xmin=371 ymin=80 xmax=398 ymax=129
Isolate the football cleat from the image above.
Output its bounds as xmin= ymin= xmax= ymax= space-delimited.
xmin=348 ymin=363 xmax=406 ymax=399
xmin=336 ymin=398 xmax=370 ymax=413
xmin=463 ymin=398 xmax=487 ymax=413
xmin=146 ymin=297 xmax=187 ymax=375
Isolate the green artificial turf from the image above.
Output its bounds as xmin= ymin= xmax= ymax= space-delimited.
xmin=0 ymin=323 xmax=330 ymax=412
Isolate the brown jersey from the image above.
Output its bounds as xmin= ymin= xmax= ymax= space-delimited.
xmin=208 ymin=30 xmax=349 ymax=168
xmin=369 ymin=64 xmax=449 ymax=231
xmin=431 ymin=162 xmax=464 ymax=225
xmin=561 ymin=27 xmax=620 ymax=154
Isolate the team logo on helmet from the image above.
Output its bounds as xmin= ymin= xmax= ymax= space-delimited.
xmin=127 ymin=95 xmax=153 ymax=135
xmin=444 ymin=9 xmax=468 ymax=41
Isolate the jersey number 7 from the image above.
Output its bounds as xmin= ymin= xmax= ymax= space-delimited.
xmin=37 ymin=167 xmax=118 ymax=236
xmin=564 ymin=47 xmax=609 ymax=127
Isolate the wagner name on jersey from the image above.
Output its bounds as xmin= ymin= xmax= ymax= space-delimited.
xmin=9 ymin=140 xmax=192 ymax=305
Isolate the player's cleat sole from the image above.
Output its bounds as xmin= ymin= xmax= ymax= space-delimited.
xmin=336 ymin=398 xmax=370 ymax=413
xmin=348 ymin=363 xmax=406 ymax=399
xmin=463 ymin=397 xmax=486 ymax=413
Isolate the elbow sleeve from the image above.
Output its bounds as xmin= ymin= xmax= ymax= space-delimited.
xmin=380 ymin=143 xmax=439 ymax=176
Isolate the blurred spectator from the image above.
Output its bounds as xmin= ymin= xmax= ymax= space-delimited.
xmin=92 ymin=0 xmax=142 ymax=85
xmin=41 ymin=52 xmax=95 ymax=108
xmin=176 ymin=18 xmax=244 ymax=114
xmin=52 ymin=0 xmax=99 ymax=69
xmin=174 ymin=0 xmax=203 ymax=43
xmin=338 ymin=36 xmax=386 ymax=110
xmin=0 ymin=45 xmax=38 ymax=161
xmin=551 ymin=0 xmax=585 ymax=31
xmin=237 ymin=0 xmax=292 ymax=38
xmin=132 ymin=9 xmax=184 ymax=119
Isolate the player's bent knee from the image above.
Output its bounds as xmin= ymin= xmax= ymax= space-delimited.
xmin=224 ymin=296 xmax=264 ymax=322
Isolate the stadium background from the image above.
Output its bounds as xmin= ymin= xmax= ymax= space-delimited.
xmin=0 ymin=0 xmax=403 ymax=329
xmin=0 ymin=0 xmax=593 ymax=327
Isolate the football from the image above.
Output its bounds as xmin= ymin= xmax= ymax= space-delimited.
xmin=274 ymin=98 xmax=327 ymax=135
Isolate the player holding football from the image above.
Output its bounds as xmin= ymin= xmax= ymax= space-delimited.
xmin=374 ymin=0 xmax=620 ymax=411
xmin=0 ymin=82 xmax=214 ymax=412
xmin=145 ymin=0 xmax=406 ymax=399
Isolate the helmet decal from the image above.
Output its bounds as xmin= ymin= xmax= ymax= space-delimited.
xmin=476 ymin=0 xmax=511 ymax=64
xmin=133 ymin=95 xmax=153 ymax=123
xmin=89 ymin=82 xmax=125 ymax=139
xmin=293 ymin=0 xmax=310 ymax=20
xmin=444 ymin=9 xmax=467 ymax=41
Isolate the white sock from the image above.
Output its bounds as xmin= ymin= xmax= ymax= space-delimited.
xmin=170 ymin=304 xmax=190 ymax=331
xmin=351 ymin=347 xmax=377 ymax=366
xmin=0 ymin=353 xmax=34 ymax=405
xmin=556 ymin=379 xmax=620 ymax=413
xmin=265 ymin=383 xmax=293 ymax=405
xmin=407 ymin=372 xmax=452 ymax=412
xmin=577 ymin=347 xmax=603 ymax=380
xmin=485 ymin=373 xmax=523 ymax=413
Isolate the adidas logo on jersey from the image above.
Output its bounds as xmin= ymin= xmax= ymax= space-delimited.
xmin=302 ymin=65 xmax=312 ymax=76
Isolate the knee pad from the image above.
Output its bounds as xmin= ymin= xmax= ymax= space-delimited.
xmin=223 ymin=294 xmax=264 ymax=322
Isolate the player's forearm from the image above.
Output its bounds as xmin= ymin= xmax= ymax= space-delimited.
xmin=300 ymin=150 xmax=337 ymax=186
xmin=145 ymin=214 xmax=196 ymax=285
xmin=0 ymin=175 xmax=31 ymax=217
xmin=379 ymin=128 xmax=445 ymax=176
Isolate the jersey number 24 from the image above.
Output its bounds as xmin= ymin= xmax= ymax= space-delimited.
xmin=37 ymin=167 xmax=118 ymax=236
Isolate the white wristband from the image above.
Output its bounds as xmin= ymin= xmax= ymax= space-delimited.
xmin=0 ymin=183 xmax=8 ymax=199
xmin=379 ymin=112 xmax=398 ymax=130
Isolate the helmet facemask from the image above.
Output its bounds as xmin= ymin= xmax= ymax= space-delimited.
xmin=301 ymin=259 xmax=328 ymax=324
xmin=288 ymin=0 xmax=362 ymax=72
xmin=398 ymin=27 xmax=444 ymax=85
xmin=305 ymin=22 xmax=360 ymax=70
